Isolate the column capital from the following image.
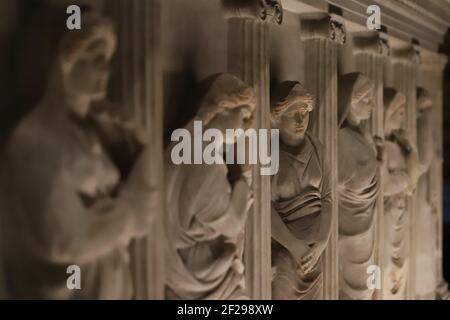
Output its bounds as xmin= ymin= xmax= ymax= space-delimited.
xmin=300 ymin=13 xmax=346 ymax=44
xmin=353 ymin=31 xmax=390 ymax=57
xmin=391 ymin=45 xmax=421 ymax=65
xmin=222 ymin=0 xmax=283 ymax=24
xmin=420 ymin=52 xmax=448 ymax=72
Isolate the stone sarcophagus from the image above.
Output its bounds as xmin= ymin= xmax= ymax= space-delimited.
xmin=0 ymin=0 xmax=448 ymax=300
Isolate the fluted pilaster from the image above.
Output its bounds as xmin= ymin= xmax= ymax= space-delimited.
xmin=300 ymin=13 xmax=345 ymax=300
xmin=104 ymin=0 xmax=164 ymax=300
xmin=223 ymin=0 xmax=282 ymax=300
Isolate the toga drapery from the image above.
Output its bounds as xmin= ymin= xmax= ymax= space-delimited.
xmin=338 ymin=127 xmax=380 ymax=300
xmin=271 ymin=133 xmax=331 ymax=300
xmin=164 ymin=121 xmax=246 ymax=300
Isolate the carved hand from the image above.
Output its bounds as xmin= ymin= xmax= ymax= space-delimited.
xmin=373 ymin=135 xmax=386 ymax=166
xmin=91 ymin=100 xmax=149 ymax=145
xmin=393 ymin=129 xmax=413 ymax=153
xmin=406 ymin=148 xmax=420 ymax=193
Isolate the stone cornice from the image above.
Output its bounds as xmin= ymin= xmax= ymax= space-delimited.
xmin=283 ymin=0 xmax=450 ymax=53
xmin=394 ymin=0 xmax=450 ymax=34
xmin=352 ymin=31 xmax=390 ymax=56
xmin=300 ymin=13 xmax=346 ymax=44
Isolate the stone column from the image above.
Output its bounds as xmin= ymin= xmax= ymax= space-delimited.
xmin=222 ymin=0 xmax=283 ymax=300
xmin=420 ymin=53 xmax=449 ymax=300
xmin=352 ymin=31 xmax=390 ymax=299
xmin=104 ymin=0 xmax=164 ymax=300
xmin=385 ymin=46 xmax=420 ymax=300
xmin=300 ymin=13 xmax=345 ymax=300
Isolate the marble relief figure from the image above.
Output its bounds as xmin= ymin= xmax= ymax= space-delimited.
xmin=164 ymin=73 xmax=256 ymax=300
xmin=0 ymin=14 xmax=157 ymax=299
xmin=337 ymin=73 xmax=381 ymax=300
xmin=415 ymin=88 xmax=437 ymax=299
xmin=382 ymin=88 xmax=418 ymax=300
xmin=270 ymin=81 xmax=332 ymax=300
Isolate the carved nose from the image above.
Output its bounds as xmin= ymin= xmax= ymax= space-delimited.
xmin=295 ymin=112 xmax=303 ymax=123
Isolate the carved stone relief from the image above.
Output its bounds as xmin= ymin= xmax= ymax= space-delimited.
xmin=164 ymin=73 xmax=256 ymax=299
xmin=337 ymin=73 xmax=381 ymax=300
xmin=270 ymin=82 xmax=332 ymax=300
xmin=382 ymin=88 xmax=419 ymax=300
xmin=0 ymin=0 xmax=448 ymax=302
xmin=0 ymin=13 xmax=157 ymax=299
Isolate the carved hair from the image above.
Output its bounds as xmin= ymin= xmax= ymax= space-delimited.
xmin=384 ymin=87 xmax=406 ymax=125
xmin=270 ymin=81 xmax=314 ymax=120
xmin=338 ymin=72 xmax=374 ymax=127
xmin=59 ymin=13 xmax=116 ymax=72
xmin=196 ymin=73 xmax=256 ymax=126
xmin=417 ymin=87 xmax=432 ymax=113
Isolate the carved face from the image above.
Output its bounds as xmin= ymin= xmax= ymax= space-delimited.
xmin=278 ymin=102 xmax=311 ymax=140
xmin=64 ymin=32 xmax=116 ymax=101
xmin=384 ymin=90 xmax=406 ymax=135
xmin=387 ymin=104 xmax=406 ymax=132
xmin=347 ymin=85 xmax=374 ymax=123
xmin=207 ymin=105 xmax=254 ymax=144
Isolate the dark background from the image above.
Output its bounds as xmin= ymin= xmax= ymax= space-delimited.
xmin=441 ymin=29 xmax=450 ymax=285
